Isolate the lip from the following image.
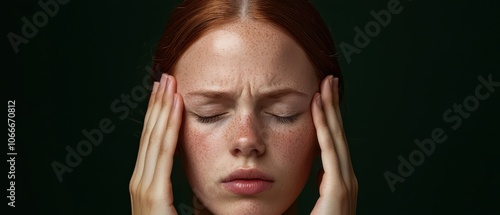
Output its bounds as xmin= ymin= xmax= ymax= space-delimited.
xmin=222 ymin=168 xmax=274 ymax=195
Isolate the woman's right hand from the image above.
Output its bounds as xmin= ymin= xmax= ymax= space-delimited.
xmin=129 ymin=74 xmax=184 ymax=215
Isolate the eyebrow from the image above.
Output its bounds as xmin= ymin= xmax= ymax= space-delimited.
xmin=186 ymin=88 xmax=309 ymax=100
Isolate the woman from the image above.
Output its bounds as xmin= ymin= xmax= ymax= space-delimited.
xmin=129 ymin=0 xmax=358 ymax=214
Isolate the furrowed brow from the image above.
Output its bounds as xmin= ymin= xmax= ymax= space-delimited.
xmin=186 ymin=88 xmax=308 ymax=100
xmin=259 ymin=88 xmax=308 ymax=99
xmin=186 ymin=91 xmax=235 ymax=100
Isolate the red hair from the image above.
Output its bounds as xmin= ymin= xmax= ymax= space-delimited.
xmin=153 ymin=0 xmax=343 ymax=99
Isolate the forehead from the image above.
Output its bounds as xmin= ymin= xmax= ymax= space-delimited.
xmin=174 ymin=20 xmax=318 ymax=94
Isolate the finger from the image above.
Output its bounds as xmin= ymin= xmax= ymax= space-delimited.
xmin=142 ymin=74 xmax=175 ymax=186
xmin=150 ymin=93 xmax=183 ymax=198
xmin=152 ymin=76 xmax=181 ymax=181
xmin=140 ymin=80 xmax=161 ymax=142
xmin=131 ymin=81 xmax=160 ymax=189
xmin=135 ymin=75 xmax=167 ymax=184
xmin=311 ymin=93 xmax=342 ymax=181
xmin=332 ymin=77 xmax=343 ymax=127
xmin=321 ymin=76 xmax=354 ymax=180
xmin=323 ymin=76 xmax=358 ymax=214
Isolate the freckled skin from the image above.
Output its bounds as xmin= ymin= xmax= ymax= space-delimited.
xmin=174 ymin=20 xmax=320 ymax=215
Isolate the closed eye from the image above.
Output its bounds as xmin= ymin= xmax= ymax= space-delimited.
xmin=196 ymin=113 xmax=300 ymax=124
xmin=196 ymin=113 xmax=226 ymax=124
xmin=270 ymin=113 xmax=300 ymax=124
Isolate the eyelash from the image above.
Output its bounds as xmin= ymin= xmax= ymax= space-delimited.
xmin=273 ymin=114 xmax=299 ymax=124
xmin=196 ymin=114 xmax=225 ymax=124
xmin=195 ymin=113 xmax=299 ymax=124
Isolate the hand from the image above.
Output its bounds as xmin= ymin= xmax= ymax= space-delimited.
xmin=129 ymin=74 xmax=184 ymax=215
xmin=310 ymin=75 xmax=358 ymax=215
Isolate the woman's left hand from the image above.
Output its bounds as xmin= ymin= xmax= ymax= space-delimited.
xmin=310 ymin=75 xmax=358 ymax=215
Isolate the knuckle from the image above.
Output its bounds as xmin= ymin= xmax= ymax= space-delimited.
xmin=144 ymin=187 xmax=165 ymax=206
xmin=158 ymin=141 xmax=171 ymax=157
xmin=332 ymin=126 xmax=344 ymax=138
xmin=324 ymin=139 xmax=335 ymax=151
xmin=129 ymin=181 xmax=136 ymax=195
xmin=352 ymin=176 xmax=359 ymax=192
xmin=315 ymin=116 xmax=329 ymax=130
xmin=318 ymin=134 xmax=335 ymax=151
xmin=144 ymin=123 xmax=155 ymax=136
xmin=166 ymin=121 xmax=179 ymax=133
xmin=129 ymin=180 xmax=143 ymax=199
xmin=333 ymin=182 xmax=349 ymax=200
xmin=353 ymin=176 xmax=358 ymax=186
xmin=129 ymin=174 xmax=139 ymax=190
xmin=318 ymin=119 xmax=329 ymax=128
xmin=148 ymin=132 xmax=162 ymax=145
xmin=144 ymin=193 xmax=158 ymax=205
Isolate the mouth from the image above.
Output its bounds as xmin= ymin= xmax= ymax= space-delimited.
xmin=221 ymin=168 xmax=274 ymax=195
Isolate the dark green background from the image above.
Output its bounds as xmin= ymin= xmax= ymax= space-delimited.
xmin=4 ymin=0 xmax=499 ymax=214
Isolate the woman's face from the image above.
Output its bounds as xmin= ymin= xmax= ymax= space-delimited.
xmin=175 ymin=20 xmax=319 ymax=214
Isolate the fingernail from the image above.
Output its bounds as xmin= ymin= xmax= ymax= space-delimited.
xmin=166 ymin=75 xmax=170 ymax=88
xmin=316 ymin=94 xmax=322 ymax=110
xmin=160 ymin=74 xmax=167 ymax=87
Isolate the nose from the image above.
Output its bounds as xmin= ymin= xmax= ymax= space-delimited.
xmin=230 ymin=114 xmax=266 ymax=157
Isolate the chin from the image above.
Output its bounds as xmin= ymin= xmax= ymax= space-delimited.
xmin=203 ymin=198 xmax=293 ymax=215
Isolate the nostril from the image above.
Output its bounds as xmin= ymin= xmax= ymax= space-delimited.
xmin=233 ymin=136 xmax=266 ymax=157
xmin=230 ymin=116 xmax=267 ymax=157
xmin=232 ymin=146 xmax=263 ymax=157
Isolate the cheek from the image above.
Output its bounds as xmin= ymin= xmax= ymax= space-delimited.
xmin=180 ymin=119 xmax=231 ymax=184
xmin=181 ymin=120 xmax=216 ymax=166
xmin=180 ymin=121 xmax=212 ymax=181
xmin=271 ymin=117 xmax=317 ymax=168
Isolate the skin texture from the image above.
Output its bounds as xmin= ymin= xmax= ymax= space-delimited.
xmin=129 ymin=19 xmax=358 ymax=215
xmin=175 ymin=20 xmax=319 ymax=214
